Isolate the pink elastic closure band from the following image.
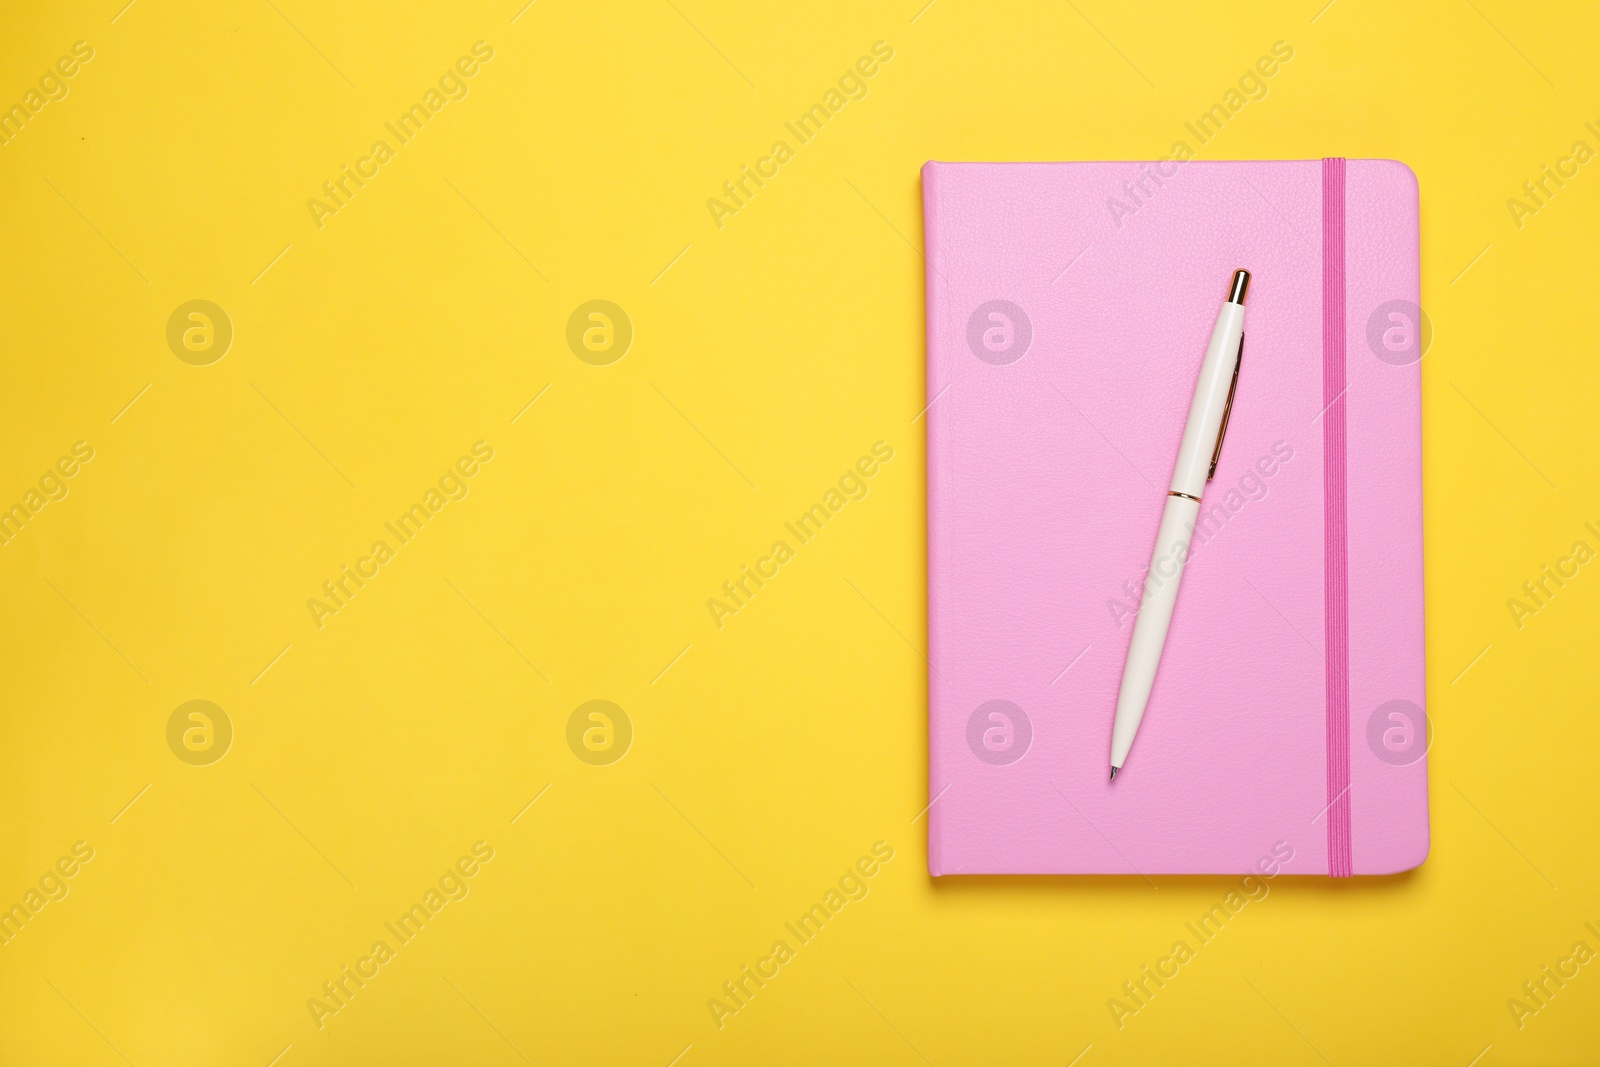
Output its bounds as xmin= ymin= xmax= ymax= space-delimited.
xmin=1321 ymin=157 xmax=1353 ymax=878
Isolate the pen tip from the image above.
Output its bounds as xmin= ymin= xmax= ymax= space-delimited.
xmin=1109 ymin=766 xmax=1119 ymax=782
xmin=1228 ymin=269 xmax=1250 ymax=305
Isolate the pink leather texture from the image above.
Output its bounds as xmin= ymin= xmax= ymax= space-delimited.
xmin=924 ymin=159 xmax=1428 ymax=877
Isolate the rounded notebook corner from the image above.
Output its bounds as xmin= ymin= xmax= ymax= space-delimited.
xmin=1363 ymin=831 xmax=1431 ymax=876
xmin=1367 ymin=157 xmax=1421 ymax=198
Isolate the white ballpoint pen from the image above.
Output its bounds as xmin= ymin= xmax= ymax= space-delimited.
xmin=1109 ymin=269 xmax=1249 ymax=781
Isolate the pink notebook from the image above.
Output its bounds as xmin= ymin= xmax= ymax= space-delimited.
xmin=923 ymin=159 xmax=1428 ymax=877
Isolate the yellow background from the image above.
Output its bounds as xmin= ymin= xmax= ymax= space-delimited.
xmin=1 ymin=0 xmax=1596 ymax=1063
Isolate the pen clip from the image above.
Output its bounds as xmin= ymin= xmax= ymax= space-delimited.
xmin=1206 ymin=332 xmax=1243 ymax=481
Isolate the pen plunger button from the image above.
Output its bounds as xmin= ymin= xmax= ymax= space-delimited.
xmin=1227 ymin=269 xmax=1250 ymax=305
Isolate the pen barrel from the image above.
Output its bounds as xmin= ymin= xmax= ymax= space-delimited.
xmin=1169 ymin=303 xmax=1245 ymax=497
xmin=1110 ymin=494 xmax=1200 ymax=769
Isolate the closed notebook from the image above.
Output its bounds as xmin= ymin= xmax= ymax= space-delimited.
xmin=923 ymin=159 xmax=1427 ymax=877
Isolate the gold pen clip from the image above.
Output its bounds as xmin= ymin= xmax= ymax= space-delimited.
xmin=1206 ymin=332 xmax=1243 ymax=481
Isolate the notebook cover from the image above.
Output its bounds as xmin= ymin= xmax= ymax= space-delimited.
xmin=923 ymin=159 xmax=1427 ymax=877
